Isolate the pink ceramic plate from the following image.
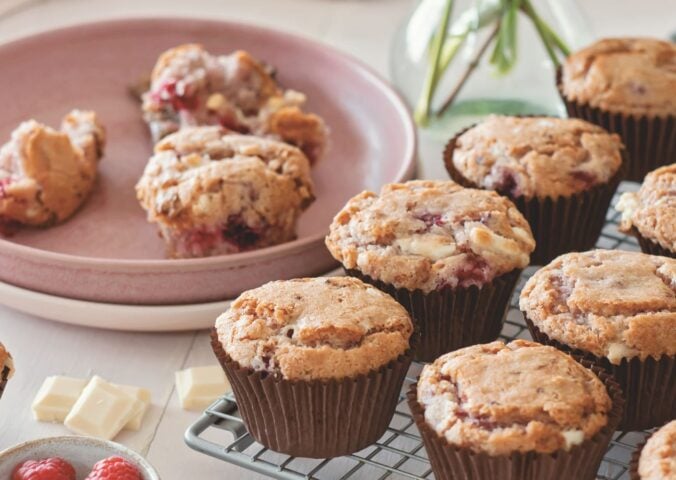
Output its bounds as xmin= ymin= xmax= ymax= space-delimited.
xmin=0 ymin=18 xmax=415 ymax=305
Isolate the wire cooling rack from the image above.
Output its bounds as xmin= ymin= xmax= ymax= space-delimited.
xmin=185 ymin=182 xmax=650 ymax=480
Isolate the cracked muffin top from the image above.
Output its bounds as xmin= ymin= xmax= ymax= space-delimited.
xmin=142 ymin=44 xmax=328 ymax=164
xmin=638 ymin=420 xmax=676 ymax=480
xmin=520 ymin=250 xmax=676 ymax=364
xmin=561 ymin=38 xmax=676 ymax=116
xmin=216 ymin=276 xmax=413 ymax=381
xmin=450 ymin=116 xmax=623 ymax=199
xmin=0 ymin=110 xmax=105 ymax=228
xmin=417 ymin=340 xmax=611 ymax=456
xmin=136 ymin=126 xmax=314 ymax=231
xmin=325 ymin=180 xmax=535 ymax=293
xmin=617 ymin=164 xmax=676 ymax=251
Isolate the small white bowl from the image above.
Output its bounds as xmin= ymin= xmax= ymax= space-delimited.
xmin=0 ymin=436 xmax=160 ymax=479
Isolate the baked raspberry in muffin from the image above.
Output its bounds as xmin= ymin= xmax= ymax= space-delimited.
xmin=212 ymin=276 xmax=414 ymax=457
xmin=521 ymin=249 xmax=676 ymax=430
xmin=617 ymin=164 xmax=676 ymax=257
xmin=326 ymin=180 xmax=535 ymax=360
xmin=444 ymin=115 xmax=624 ymax=264
xmin=0 ymin=342 xmax=13 ymax=399
xmin=630 ymin=420 xmax=676 ymax=480
xmin=0 ymin=110 xmax=105 ymax=230
xmin=409 ymin=340 xmax=622 ymax=480
xmin=136 ymin=126 xmax=314 ymax=258
xmin=142 ymin=44 xmax=328 ymax=164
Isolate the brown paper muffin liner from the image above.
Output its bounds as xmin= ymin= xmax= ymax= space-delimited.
xmin=556 ymin=69 xmax=676 ymax=182
xmin=211 ymin=329 xmax=414 ymax=458
xmin=0 ymin=365 xmax=10 ymax=399
xmin=443 ymin=126 xmax=623 ymax=265
xmin=345 ymin=268 xmax=520 ymax=362
xmin=525 ymin=316 xmax=675 ymax=431
xmin=628 ymin=437 xmax=647 ymax=480
xmin=626 ymin=227 xmax=675 ymax=258
xmin=407 ymin=363 xmax=624 ymax=480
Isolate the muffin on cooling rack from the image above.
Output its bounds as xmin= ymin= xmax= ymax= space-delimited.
xmin=326 ymin=180 xmax=535 ymax=361
xmin=0 ymin=342 xmax=13 ymax=399
xmin=135 ymin=126 xmax=314 ymax=258
xmin=520 ymin=249 xmax=676 ymax=430
xmin=0 ymin=110 xmax=105 ymax=230
xmin=444 ymin=115 xmax=624 ymax=264
xmin=617 ymin=163 xmax=675 ymax=258
xmin=142 ymin=44 xmax=328 ymax=164
xmin=630 ymin=420 xmax=676 ymax=480
xmin=558 ymin=37 xmax=676 ymax=181
xmin=212 ymin=276 xmax=414 ymax=458
xmin=408 ymin=340 xmax=622 ymax=480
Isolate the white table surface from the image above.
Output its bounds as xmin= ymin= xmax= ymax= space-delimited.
xmin=0 ymin=1 xmax=672 ymax=478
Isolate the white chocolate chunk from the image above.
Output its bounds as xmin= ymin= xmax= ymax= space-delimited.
xmin=175 ymin=365 xmax=230 ymax=411
xmin=113 ymin=383 xmax=151 ymax=431
xmin=468 ymin=224 xmax=530 ymax=266
xmin=607 ymin=342 xmax=638 ymax=365
xmin=616 ymin=192 xmax=639 ymax=225
xmin=562 ymin=429 xmax=585 ymax=449
xmin=32 ymin=376 xmax=87 ymax=423
xmin=395 ymin=234 xmax=456 ymax=261
xmin=64 ymin=376 xmax=143 ymax=440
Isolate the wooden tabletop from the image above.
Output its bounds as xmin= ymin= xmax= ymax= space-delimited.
xmin=0 ymin=0 xmax=672 ymax=478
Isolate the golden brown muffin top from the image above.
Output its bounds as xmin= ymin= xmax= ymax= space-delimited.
xmin=638 ymin=420 xmax=676 ymax=480
xmin=520 ymin=250 xmax=676 ymax=364
xmin=561 ymin=38 xmax=676 ymax=116
xmin=617 ymin=164 xmax=676 ymax=251
xmin=417 ymin=340 xmax=611 ymax=456
xmin=326 ymin=180 xmax=534 ymax=293
xmin=451 ymin=116 xmax=623 ymax=199
xmin=216 ymin=277 xmax=413 ymax=381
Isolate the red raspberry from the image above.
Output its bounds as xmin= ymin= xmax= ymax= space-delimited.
xmin=85 ymin=456 xmax=142 ymax=480
xmin=12 ymin=457 xmax=76 ymax=480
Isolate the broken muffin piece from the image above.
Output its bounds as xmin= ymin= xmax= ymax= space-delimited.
xmin=141 ymin=44 xmax=328 ymax=165
xmin=0 ymin=110 xmax=106 ymax=230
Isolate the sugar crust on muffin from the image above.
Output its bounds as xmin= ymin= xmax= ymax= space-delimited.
xmin=638 ymin=420 xmax=676 ymax=480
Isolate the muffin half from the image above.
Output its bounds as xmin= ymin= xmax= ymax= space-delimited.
xmin=408 ymin=340 xmax=623 ymax=480
xmin=212 ymin=276 xmax=414 ymax=458
xmin=558 ymin=38 xmax=676 ymax=181
xmin=629 ymin=420 xmax=676 ymax=480
xmin=0 ymin=342 xmax=13 ymax=399
xmin=444 ymin=115 xmax=623 ymax=264
xmin=520 ymin=249 xmax=676 ymax=430
xmin=617 ymin=164 xmax=676 ymax=257
xmin=326 ymin=180 xmax=534 ymax=361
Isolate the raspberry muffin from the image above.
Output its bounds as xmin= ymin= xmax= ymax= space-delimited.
xmin=520 ymin=249 xmax=676 ymax=430
xmin=326 ymin=180 xmax=535 ymax=361
xmin=630 ymin=420 xmax=676 ymax=480
xmin=0 ymin=342 xmax=13 ymax=399
xmin=408 ymin=340 xmax=622 ymax=480
xmin=444 ymin=115 xmax=624 ymax=264
xmin=135 ymin=126 xmax=314 ymax=258
xmin=142 ymin=44 xmax=328 ymax=164
xmin=0 ymin=110 xmax=105 ymax=230
xmin=559 ymin=38 xmax=676 ymax=181
xmin=617 ymin=164 xmax=676 ymax=257
xmin=212 ymin=276 xmax=414 ymax=457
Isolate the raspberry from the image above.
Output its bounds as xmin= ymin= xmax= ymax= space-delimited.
xmin=85 ymin=456 xmax=142 ymax=480
xmin=12 ymin=457 xmax=76 ymax=480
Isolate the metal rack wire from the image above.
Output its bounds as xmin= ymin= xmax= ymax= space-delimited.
xmin=185 ymin=182 xmax=649 ymax=480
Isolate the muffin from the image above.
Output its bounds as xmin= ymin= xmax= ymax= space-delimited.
xmin=617 ymin=164 xmax=675 ymax=257
xmin=444 ymin=115 xmax=624 ymax=264
xmin=142 ymin=43 xmax=328 ymax=164
xmin=326 ymin=180 xmax=535 ymax=361
xmin=212 ymin=276 xmax=414 ymax=458
xmin=630 ymin=420 xmax=676 ymax=480
xmin=559 ymin=38 xmax=676 ymax=181
xmin=520 ymin=249 xmax=676 ymax=430
xmin=0 ymin=110 xmax=105 ymax=231
xmin=135 ymin=126 xmax=314 ymax=258
xmin=408 ymin=340 xmax=623 ymax=480
xmin=0 ymin=342 xmax=13 ymax=399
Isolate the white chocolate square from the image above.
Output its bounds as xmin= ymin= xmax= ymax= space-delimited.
xmin=113 ymin=383 xmax=151 ymax=431
xmin=32 ymin=376 xmax=88 ymax=423
xmin=175 ymin=365 xmax=230 ymax=411
xmin=64 ymin=376 xmax=143 ymax=440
